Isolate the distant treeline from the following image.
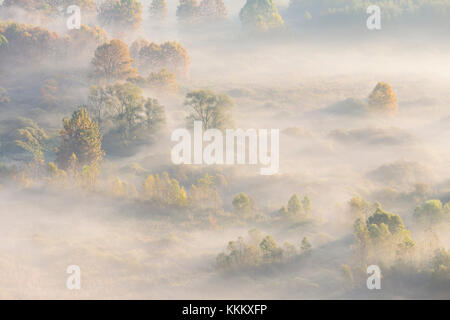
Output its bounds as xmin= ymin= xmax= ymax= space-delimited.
xmin=287 ymin=0 xmax=450 ymax=28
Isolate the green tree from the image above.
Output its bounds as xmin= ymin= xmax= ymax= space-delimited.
xmin=177 ymin=0 xmax=199 ymax=23
xmin=0 ymin=34 xmax=7 ymax=47
xmin=149 ymin=0 xmax=168 ymax=22
xmin=239 ymin=0 xmax=284 ymax=31
xmin=414 ymin=199 xmax=448 ymax=225
xmin=99 ymin=0 xmax=143 ymax=30
xmin=131 ymin=40 xmax=191 ymax=78
xmin=91 ymin=39 xmax=137 ymax=82
xmin=199 ymin=0 xmax=227 ymax=22
xmin=144 ymin=98 xmax=166 ymax=131
xmin=287 ymin=194 xmax=302 ymax=215
xmin=56 ymin=107 xmax=104 ymax=170
xmin=302 ymin=195 xmax=312 ymax=215
xmin=184 ymin=89 xmax=234 ymax=130
xmin=14 ymin=119 xmax=48 ymax=164
xmin=430 ymin=248 xmax=450 ymax=286
xmin=232 ymin=192 xmax=254 ymax=217
xmin=147 ymin=68 xmax=179 ymax=94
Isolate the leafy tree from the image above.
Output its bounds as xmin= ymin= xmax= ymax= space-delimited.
xmin=176 ymin=0 xmax=199 ymax=23
xmin=46 ymin=162 xmax=67 ymax=185
xmin=91 ymin=39 xmax=137 ymax=82
xmin=0 ymin=21 xmax=66 ymax=66
xmin=260 ymin=235 xmax=282 ymax=262
xmin=87 ymin=85 xmax=118 ymax=131
xmin=131 ymin=39 xmax=191 ymax=78
xmin=302 ymin=195 xmax=312 ymax=215
xmin=240 ymin=0 xmax=284 ymax=31
xmin=232 ymin=192 xmax=254 ymax=217
xmin=368 ymin=82 xmax=398 ymax=115
xmin=189 ymin=173 xmax=222 ymax=210
xmin=88 ymin=82 xmax=166 ymax=153
xmin=414 ymin=199 xmax=449 ymax=225
xmin=3 ymin=0 xmax=97 ymax=17
xmin=14 ymin=120 xmax=48 ymax=164
xmin=141 ymin=172 xmax=187 ymax=206
xmin=198 ymin=0 xmax=227 ymax=22
xmin=367 ymin=207 xmax=406 ymax=235
xmin=348 ymin=196 xmax=371 ymax=219
xmin=430 ymin=248 xmax=450 ymax=286
xmin=143 ymin=98 xmax=166 ymax=131
xmin=147 ymin=69 xmax=179 ymax=94
xmin=149 ymin=0 xmax=168 ymax=22
xmin=0 ymin=34 xmax=7 ymax=47
xmin=287 ymin=194 xmax=302 ymax=215
xmin=354 ymin=206 xmax=415 ymax=264
xmin=0 ymin=117 xmax=48 ymax=162
xmin=68 ymin=25 xmax=108 ymax=56
xmin=56 ymin=107 xmax=104 ymax=170
xmin=301 ymin=236 xmax=312 ymax=252
xmin=184 ymin=89 xmax=234 ymax=130
xmin=99 ymin=0 xmax=143 ymax=30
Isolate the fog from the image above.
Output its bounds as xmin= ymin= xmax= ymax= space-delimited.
xmin=0 ymin=0 xmax=449 ymax=299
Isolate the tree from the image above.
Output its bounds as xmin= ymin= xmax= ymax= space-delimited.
xmin=367 ymin=207 xmax=406 ymax=235
xmin=56 ymin=107 xmax=104 ymax=170
xmin=131 ymin=40 xmax=191 ymax=78
xmin=91 ymin=39 xmax=137 ymax=82
xmin=143 ymin=98 xmax=166 ymax=131
xmin=176 ymin=0 xmax=199 ymax=23
xmin=287 ymin=194 xmax=302 ymax=215
xmin=198 ymin=0 xmax=227 ymax=22
xmin=68 ymin=25 xmax=108 ymax=56
xmin=3 ymin=0 xmax=97 ymax=17
xmin=147 ymin=69 xmax=179 ymax=94
xmin=99 ymin=0 xmax=143 ymax=30
xmin=149 ymin=0 xmax=168 ymax=23
xmin=141 ymin=172 xmax=187 ymax=206
xmin=88 ymin=82 xmax=166 ymax=154
xmin=184 ymin=89 xmax=234 ymax=130
xmin=302 ymin=195 xmax=312 ymax=215
xmin=189 ymin=173 xmax=222 ymax=210
xmin=260 ymin=235 xmax=282 ymax=261
xmin=0 ymin=34 xmax=7 ymax=47
xmin=368 ymin=82 xmax=398 ymax=115
xmin=14 ymin=119 xmax=48 ymax=164
xmin=232 ymin=192 xmax=254 ymax=217
xmin=239 ymin=0 xmax=284 ymax=31
xmin=0 ymin=21 xmax=66 ymax=66
xmin=414 ymin=199 xmax=449 ymax=225
xmin=0 ymin=117 xmax=47 ymax=163
xmin=301 ymin=236 xmax=312 ymax=252
xmin=430 ymin=248 xmax=450 ymax=286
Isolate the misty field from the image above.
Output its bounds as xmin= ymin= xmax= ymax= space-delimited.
xmin=0 ymin=0 xmax=449 ymax=299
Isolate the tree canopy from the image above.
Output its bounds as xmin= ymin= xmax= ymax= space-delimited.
xmin=240 ymin=0 xmax=284 ymax=31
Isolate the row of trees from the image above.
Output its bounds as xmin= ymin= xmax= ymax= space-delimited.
xmin=279 ymin=194 xmax=312 ymax=219
xmin=1 ymin=0 xmax=285 ymax=32
xmin=176 ymin=0 xmax=227 ymax=24
xmin=0 ymin=21 xmax=108 ymax=67
xmin=353 ymin=204 xmax=415 ymax=265
xmin=288 ymin=0 xmax=450 ymax=26
xmin=129 ymin=38 xmax=191 ymax=79
xmin=0 ymin=21 xmax=190 ymax=81
xmin=216 ymin=229 xmax=312 ymax=271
